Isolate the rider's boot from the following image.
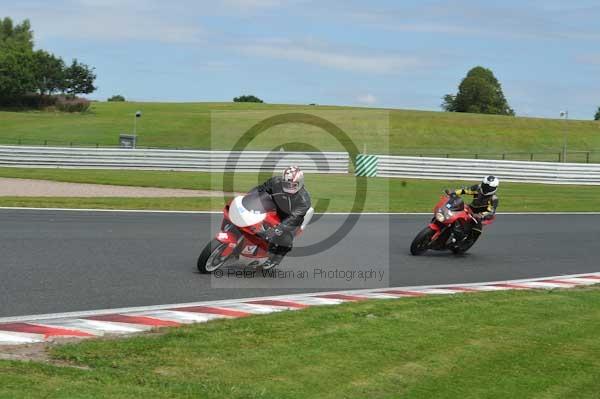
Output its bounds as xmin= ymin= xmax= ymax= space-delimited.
xmin=261 ymin=253 xmax=284 ymax=271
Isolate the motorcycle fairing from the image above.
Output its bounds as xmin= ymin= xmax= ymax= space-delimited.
xmin=229 ymin=196 xmax=267 ymax=227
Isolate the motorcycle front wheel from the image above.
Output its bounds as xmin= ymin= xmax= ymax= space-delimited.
xmin=410 ymin=227 xmax=435 ymax=256
xmin=197 ymin=239 xmax=231 ymax=274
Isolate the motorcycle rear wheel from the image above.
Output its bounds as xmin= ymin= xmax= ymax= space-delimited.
xmin=197 ymin=239 xmax=230 ymax=274
xmin=410 ymin=227 xmax=435 ymax=256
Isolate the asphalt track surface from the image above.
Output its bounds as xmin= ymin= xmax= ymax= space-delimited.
xmin=1 ymin=209 xmax=598 ymax=317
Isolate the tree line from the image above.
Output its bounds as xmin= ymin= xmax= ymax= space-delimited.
xmin=233 ymin=95 xmax=264 ymax=103
xmin=0 ymin=17 xmax=97 ymax=111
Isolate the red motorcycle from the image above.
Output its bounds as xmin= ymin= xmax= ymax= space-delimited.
xmin=410 ymin=193 xmax=494 ymax=256
xmin=198 ymin=189 xmax=314 ymax=273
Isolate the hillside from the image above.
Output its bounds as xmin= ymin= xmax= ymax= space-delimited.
xmin=1 ymin=102 xmax=599 ymax=161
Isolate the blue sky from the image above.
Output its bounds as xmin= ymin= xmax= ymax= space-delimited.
xmin=2 ymin=0 xmax=600 ymax=119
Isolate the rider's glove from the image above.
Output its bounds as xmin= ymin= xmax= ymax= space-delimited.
xmin=265 ymin=225 xmax=284 ymax=241
xmin=444 ymin=189 xmax=457 ymax=197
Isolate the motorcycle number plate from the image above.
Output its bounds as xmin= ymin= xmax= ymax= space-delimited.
xmin=242 ymin=245 xmax=258 ymax=255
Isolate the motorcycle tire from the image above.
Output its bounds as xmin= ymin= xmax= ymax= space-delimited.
xmin=451 ymin=233 xmax=480 ymax=255
xmin=197 ymin=239 xmax=230 ymax=274
xmin=410 ymin=227 xmax=435 ymax=256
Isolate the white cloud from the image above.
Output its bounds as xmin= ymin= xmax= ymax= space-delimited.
xmin=356 ymin=93 xmax=377 ymax=105
xmin=3 ymin=1 xmax=205 ymax=44
xmin=345 ymin=3 xmax=600 ymax=42
xmin=239 ymin=40 xmax=422 ymax=74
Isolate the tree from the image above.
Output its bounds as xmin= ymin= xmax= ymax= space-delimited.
xmin=595 ymin=107 xmax=600 ymax=121
xmin=0 ymin=17 xmax=34 ymax=49
xmin=0 ymin=17 xmax=97 ymax=108
xmin=32 ymin=50 xmax=65 ymax=96
xmin=0 ymin=43 xmax=35 ymax=101
xmin=442 ymin=66 xmax=514 ymax=116
xmin=233 ymin=94 xmax=264 ymax=103
xmin=64 ymin=59 xmax=96 ymax=95
xmin=0 ymin=18 xmax=35 ymax=102
xmin=108 ymin=95 xmax=126 ymax=102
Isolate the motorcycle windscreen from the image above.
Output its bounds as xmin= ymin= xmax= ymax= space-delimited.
xmin=448 ymin=196 xmax=465 ymax=211
xmin=242 ymin=189 xmax=277 ymax=213
xmin=434 ymin=195 xmax=465 ymax=213
xmin=229 ymin=190 xmax=275 ymax=227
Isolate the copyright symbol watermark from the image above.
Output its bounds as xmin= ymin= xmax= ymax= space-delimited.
xmin=221 ymin=112 xmax=367 ymax=258
xmin=208 ymin=109 xmax=391 ymax=290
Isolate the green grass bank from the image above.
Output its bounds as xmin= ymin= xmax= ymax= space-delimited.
xmin=1 ymin=287 xmax=599 ymax=398
xmin=1 ymin=102 xmax=600 ymax=161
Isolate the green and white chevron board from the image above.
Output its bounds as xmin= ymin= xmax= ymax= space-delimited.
xmin=355 ymin=154 xmax=378 ymax=177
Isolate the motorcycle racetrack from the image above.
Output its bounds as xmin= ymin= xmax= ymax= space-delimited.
xmin=1 ymin=208 xmax=598 ymax=318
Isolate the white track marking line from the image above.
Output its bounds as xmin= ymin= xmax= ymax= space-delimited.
xmin=2 ymin=206 xmax=600 ymax=215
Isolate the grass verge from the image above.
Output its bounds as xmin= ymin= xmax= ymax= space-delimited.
xmin=1 ymin=167 xmax=599 ymax=212
xmin=1 ymin=287 xmax=600 ymax=398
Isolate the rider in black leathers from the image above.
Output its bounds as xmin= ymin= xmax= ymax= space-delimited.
xmin=254 ymin=166 xmax=311 ymax=268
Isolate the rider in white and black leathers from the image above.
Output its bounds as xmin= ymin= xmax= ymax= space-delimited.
xmin=254 ymin=166 xmax=312 ymax=268
xmin=447 ymin=175 xmax=499 ymax=240
xmin=450 ymin=175 xmax=500 ymax=222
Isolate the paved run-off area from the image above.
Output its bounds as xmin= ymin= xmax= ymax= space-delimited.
xmin=0 ymin=178 xmax=232 ymax=197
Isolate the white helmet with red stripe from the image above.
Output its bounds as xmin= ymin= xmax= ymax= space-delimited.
xmin=282 ymin=166 xmax=304 ymax=194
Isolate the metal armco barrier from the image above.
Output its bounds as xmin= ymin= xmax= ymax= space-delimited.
xmin=0 ymin=146 xmax=349 ymax=173
xmin=2 ymin=145 xmax=600 ymax=184
xmin=377 ymin=155 xmax=600 ymax=185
